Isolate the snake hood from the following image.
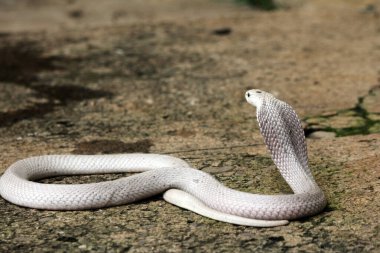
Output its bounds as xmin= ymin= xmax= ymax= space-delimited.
xmin=246 ymin=89 xmax=317 ymax=194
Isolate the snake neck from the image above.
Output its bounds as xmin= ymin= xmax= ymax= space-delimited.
xmin=257 ymin=97 xmax=320 ymax=194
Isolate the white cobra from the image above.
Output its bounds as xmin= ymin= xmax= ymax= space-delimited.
xmin=0 ymin=89 xmax=326 ymax=227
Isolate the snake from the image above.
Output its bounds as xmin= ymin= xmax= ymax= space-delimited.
xmin=0 ymin=89 xmax=326 ymax=227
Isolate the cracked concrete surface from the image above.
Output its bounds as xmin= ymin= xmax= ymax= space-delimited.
xmin=0 ymin=0 xmax=379 ymax=252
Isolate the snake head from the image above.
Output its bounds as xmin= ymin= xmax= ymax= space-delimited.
xmin=245 ymin=89 xmax=269 ymax=109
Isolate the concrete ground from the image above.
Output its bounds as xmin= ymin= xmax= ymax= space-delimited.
xmin=0 ymin=0 xmax=379 ymax=252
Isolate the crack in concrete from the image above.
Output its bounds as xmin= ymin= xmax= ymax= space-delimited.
xmin=304 ymin=85 xmax=380 ymax=137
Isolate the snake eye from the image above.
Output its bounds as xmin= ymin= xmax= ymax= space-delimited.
xmin=256 ymin=91 xmax=262 ymax=94
xmin=247 ymin=93 xmax=250 ymax=97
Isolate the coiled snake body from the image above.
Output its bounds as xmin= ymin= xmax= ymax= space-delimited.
xmin=0 ymin=90 xmax=326 ymax=227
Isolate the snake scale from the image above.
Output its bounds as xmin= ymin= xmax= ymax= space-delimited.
xmin=0 ymin=89 xmax=326 ymax=227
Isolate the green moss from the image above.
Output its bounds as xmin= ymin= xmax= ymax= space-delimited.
xmin=305 ymin=91 xmax=380 ymax=137
xmin=235 ymin=0 xmax=277 ymax=10
xmin=369 ymin=121 xmax=380 ymax=133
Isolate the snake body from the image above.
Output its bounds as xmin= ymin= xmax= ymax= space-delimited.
xmin=0 ymin=90 xmax=326 ymax=227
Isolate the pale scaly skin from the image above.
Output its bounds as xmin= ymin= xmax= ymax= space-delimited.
xmin=0 ymin=90 xmax=326 ymax=227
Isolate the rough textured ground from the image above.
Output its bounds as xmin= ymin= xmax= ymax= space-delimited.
xmin=0 ymin=0 xmax=379 ymax=252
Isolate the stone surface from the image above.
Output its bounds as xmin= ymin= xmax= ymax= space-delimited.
xmin=307 ymin=131 xmax=336 ymax=139
xmin=0 ymin=0 xmax=379 ymax=252
xmin=362 ymin=85 xmax=380 ymax=114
